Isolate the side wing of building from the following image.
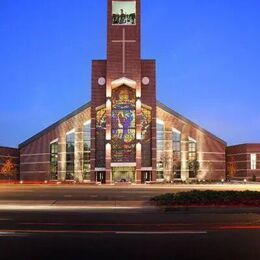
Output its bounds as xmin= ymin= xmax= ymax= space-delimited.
xmin=157 ymin=102 xmax=226 ymax=181
xmin=19 ymin=103 xmax=91 ymax=182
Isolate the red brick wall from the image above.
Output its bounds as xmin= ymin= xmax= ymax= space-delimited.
xmin=226 ymin=144 xmax=260 ymax=180
xmin=157 ymin=106 xmax=226 ymax=180
xmin=20 ymin=106 xmax=91 ymax=181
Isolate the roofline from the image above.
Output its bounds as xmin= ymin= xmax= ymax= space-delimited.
xmin=0 ymin=146 xmax=18 ymax=150
xmin=19 ymin=102 xmax=91 ymax=149
xmin=227 ymin=143 xmax=260 ymax=148
xmin=157 ymin=101 xmax=227 ymax=146
xmin=19 ymin=100 xmax=226 ymax=149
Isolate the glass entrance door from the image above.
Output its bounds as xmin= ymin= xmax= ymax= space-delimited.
xmin=112 ymin=167 xmax=135 ymax=183
xmin=96 ymin=172 xmax=106 ymax=184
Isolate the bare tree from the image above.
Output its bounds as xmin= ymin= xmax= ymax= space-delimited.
xmin=227 ymin=157 xmax=237 ymax=181
xmin=0 ymin=158 xmax=17 ymax=181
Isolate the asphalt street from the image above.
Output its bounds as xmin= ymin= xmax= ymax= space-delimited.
xmin=0 ymin=183 xmax=259 ymax=201
xmin=0 ymin=184 xmax=259 ymax=259
xmin=0 ymin=209 xmax=259 ymax=260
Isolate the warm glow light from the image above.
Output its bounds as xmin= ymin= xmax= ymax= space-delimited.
xmin=136 ymin=99 xmax=141 ymax=109
xmin=136 ymin=132 xmax=141 ymax=140
xmin=136 ymin=142 xmax=141 ymax=151
xmin=106 ymin=99 xmax=111 ymax=109
xmin=106 ymin=132 xmax=111 ymax=141
xmin=136 ymin=89 xmax=141 ymax=98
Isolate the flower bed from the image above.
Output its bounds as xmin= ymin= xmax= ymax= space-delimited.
xmin=151 ymin=190 xmax=260 ymax=206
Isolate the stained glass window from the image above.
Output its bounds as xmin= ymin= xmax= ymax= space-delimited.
xmin=141 ymin=107 xmax=152 ymax=167
xmin=96 ymin=107 xmax=106 ymax=167
xmin=112 ymin=86 xmax=136 ymax=162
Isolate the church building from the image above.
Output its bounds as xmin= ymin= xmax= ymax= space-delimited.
xmin=17 ymin=0 xmax=228 ymax=184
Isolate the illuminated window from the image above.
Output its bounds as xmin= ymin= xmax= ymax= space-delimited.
xmin=188 ymin=138 xmax=197 ymax=178
xmin=83 ymin=122 xmax=91 ymax=180
xmin=172 ymin=130 xmax=181 ymax=179
xmin=188 ymin=139 xmax=197 ymax=161
xmin=111 ymin=86 xmax=136 ymax=162
xmin=251 ymin=154 xmax=257 ymax=170
xmin=66 ymin=131 xmax=75 ymax=180
xmin=50 ymin=140 xmax=58 ymax=180
xmin=96 ymin=107 xmax=106 ymax=167
xmin=156 ymin=120 xmax=164 ymax=179
xmin=141 ymin=107 xmax=152 ymax=167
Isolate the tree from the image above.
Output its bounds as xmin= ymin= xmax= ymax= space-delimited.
xmin=172 ymin=152 xmax=181 ymax=181
xmin=188 ymin=159 xmax=200 ymax=179
xmin=205 ymin=160 xmax=214 ymax=180
xmin=227 ymin=157 xmax=237 ymax=181
xmin=0 ymin=158 xmax=17 ymax=180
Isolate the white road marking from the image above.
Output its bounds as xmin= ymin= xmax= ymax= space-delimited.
xmin=116 ymin=231 xmax=208 ymax=235
xmin=64 ymin=195 xmax=73 ymax=198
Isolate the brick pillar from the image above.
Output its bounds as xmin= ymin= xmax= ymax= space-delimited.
xmin=58 ymin=136 xmax=66 ymax=181
xmin=75 ymin=127 xmax=83 ymax=183
xmin=165 ymin=128 xmax=173 ymax=182
xmin=181 ymin=137 xmax=188 ymax=181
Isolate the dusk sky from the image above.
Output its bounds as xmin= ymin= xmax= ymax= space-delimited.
xmin=0 ymin=0 xmax=260 ymax=147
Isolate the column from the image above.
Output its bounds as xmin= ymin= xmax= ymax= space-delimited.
xmin=58 ymin=136 xmax=66 ymax=181
xmin=75 ymin=127 xmax=83 ymax=183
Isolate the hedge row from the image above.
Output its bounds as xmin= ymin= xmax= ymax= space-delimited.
xmin=151 ymin=190 xmax=260 ymax=206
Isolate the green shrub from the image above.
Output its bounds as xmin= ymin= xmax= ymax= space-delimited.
xmin=151 ymin=190 xmax=260 ymax=206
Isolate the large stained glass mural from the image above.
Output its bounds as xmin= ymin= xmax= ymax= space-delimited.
xmin=96 ymin=107 xmax=106 ymax=167
xmin=141 ymin=106 xmax=152 ymax=167
xmin=112 ymin=86 xmax=136 ymax=162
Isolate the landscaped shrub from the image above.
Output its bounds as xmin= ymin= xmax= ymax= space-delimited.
xmin=151 ymin=190 xmax=260 ymax=206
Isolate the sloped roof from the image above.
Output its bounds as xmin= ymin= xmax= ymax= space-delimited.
xmin=157 ymin=101 xmax=226 ymax=145
xmin=19 ymin=100 xmax=226 ymax=149
xmin=19 ymin=102 xmax=91 ymax=149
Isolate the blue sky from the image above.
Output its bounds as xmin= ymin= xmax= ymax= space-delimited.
xmin=0 ymin=0 xmax=260 ymax=147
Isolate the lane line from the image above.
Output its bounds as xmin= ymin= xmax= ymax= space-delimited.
xmin=116 ymin=231 xmax=208 ymax=235
xmin=0 ymin=229 xmax=207 ymax=235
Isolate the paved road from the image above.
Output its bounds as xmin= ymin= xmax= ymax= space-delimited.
xmin=0 ymin=184 xmax=259 ymax=201
xmin=0 ymin=209 xmax=259 ymax=259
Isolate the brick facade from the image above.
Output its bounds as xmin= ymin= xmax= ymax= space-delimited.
xmin=226 ymin=144 xmax=260 ymax=180
xmin=10 ymin=0 xmax=258 ymax=183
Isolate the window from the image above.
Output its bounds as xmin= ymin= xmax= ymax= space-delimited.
xmin=112 ymin=1 xmax=136 ymax=25
xmin=188 ymin=140 xmax=197 ymax=161
xmin=141 ymin=107 xmax=152 ymax=167
xmin=50 ymin=141 xmax=58 ymax=180
xmin=251 ymin=154 xmax=257 ymax=170
xmin=83 ymin=122 xmax=91 ymax=180
xmin=66 ymin=131 xmax=75 ymax=180
xmin=111 ymin=86 xmax=136 ymax=162
xmin=96 ymin=107 xmax=106 ymax=167
xmin=188 ymin=138 xmax=197 ymax=178
xmin=156 ymin=120 xmax=164 ymax=179
xmin=172 ymin=130 xmax=181 ymax=179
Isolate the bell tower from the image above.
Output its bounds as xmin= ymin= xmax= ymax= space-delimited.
xmin=91 ymin=0 xmax=157 ymax=184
